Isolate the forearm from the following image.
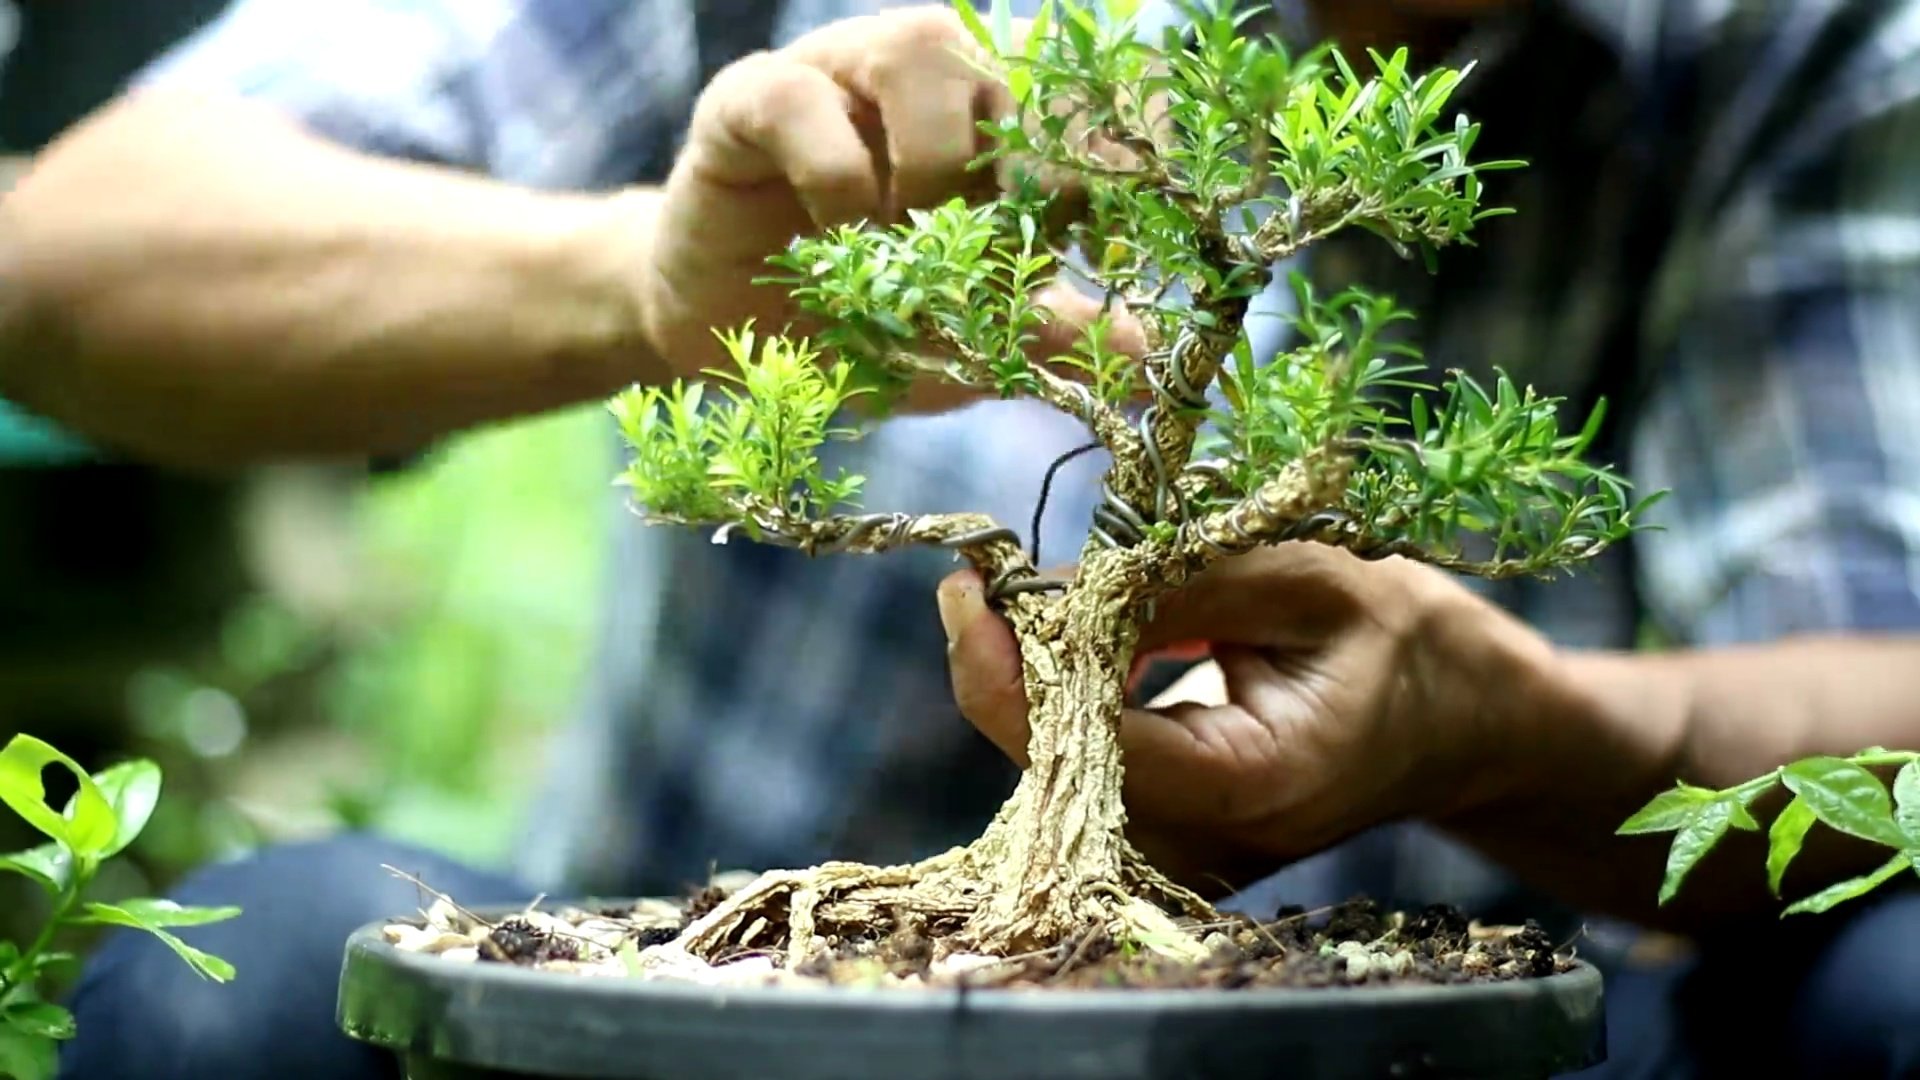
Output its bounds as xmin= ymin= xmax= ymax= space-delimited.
xmin=0 ymin=90 xmax=661 ymax=468
xmin=1443 ymin=633 xmax=1920 ymax=935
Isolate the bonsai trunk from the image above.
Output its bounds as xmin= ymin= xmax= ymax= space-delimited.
xmin=668 ymin=548 xmax=1212 ymax=967
xmin=961 ymin=567 xmax=1141 ymax=951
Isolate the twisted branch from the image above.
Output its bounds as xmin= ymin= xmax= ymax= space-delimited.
xmin=629 ymin=501 xmax=1068 ymax=602
xmin=1176 ymin=464 xmax=1320 ymax=565
xmin=914 ymin=326 xmax=1143 ymax=462
xmin=1171 ymin=478 xmax=1615 ymax=582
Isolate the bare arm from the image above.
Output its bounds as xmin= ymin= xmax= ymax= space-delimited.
xmin=1445 ymin=632 xmax=1920 ymax=936
xmin=0 ymin=91 xmax=659 ymax=469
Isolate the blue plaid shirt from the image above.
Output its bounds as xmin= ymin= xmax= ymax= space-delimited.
xmin=141 ymin=0 xmax=1920 ymax=904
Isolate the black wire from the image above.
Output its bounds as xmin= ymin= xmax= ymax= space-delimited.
xmin=1030 ymin=440 xmax=1105 ymax=567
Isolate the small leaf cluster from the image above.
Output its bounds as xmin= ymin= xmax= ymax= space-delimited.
xmin=611 ymin=326 xmax=870 ymax=532
xmin=767 ymin=197 xmax=1072 ymax=402
xmin=743 ymin=0 xmax=1531 ymax=424
xmin=1267 ymin=46 xmax=1522 ymax=263
xmin=961 ymin=0 xmax=1522 ymax=311
xmin=1200 ymin=276 xmax=1654 ymax=572
xmin=0 ymin=735 xmax=240 ymax=1080
xmin=1207 ymin=277 xmax=1426 ymax=480
xmin=613 ymin=0 xmax=1648 ymax=589
xmin=1621 ymin=749 xmax=1920 ymax=915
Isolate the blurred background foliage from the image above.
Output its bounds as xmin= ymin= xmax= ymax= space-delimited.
xmin=1 ymin=406 xmax=616 ymax=991
xmin=0 ymin=0 xmax=616 ymax=964
xmin=135 ymin=406 xmax=613 ymax=875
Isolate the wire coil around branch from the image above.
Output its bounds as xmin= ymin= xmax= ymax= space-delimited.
xmin=808 ymin=512 xmax=1069 ymax=601
xmin=1194 ymin=500 xmax=1352 ymax=559
xmin=1134 ymin=327 xmax=1214 ymax=523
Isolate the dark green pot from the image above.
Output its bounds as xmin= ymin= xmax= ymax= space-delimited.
xmin=337 ymin=913 xmax=1607 ymax=1080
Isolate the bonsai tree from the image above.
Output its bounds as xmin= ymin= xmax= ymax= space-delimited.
xmin=607 ymin=0 xmax=1655 ymax=970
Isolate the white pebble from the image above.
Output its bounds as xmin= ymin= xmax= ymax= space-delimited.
xmin=932 ymin=953 xmax=1003 ymax=977
xmin=572 ymin=919 xmax=637 ymax=950
xmin=425 ymin=899 xmax=471 ymax=933
xmin=1334 ymin=941 xmax=1373 ymax=982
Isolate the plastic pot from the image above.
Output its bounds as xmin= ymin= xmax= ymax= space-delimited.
xmin=337 ymin=913 xmax=1606 ymax=1080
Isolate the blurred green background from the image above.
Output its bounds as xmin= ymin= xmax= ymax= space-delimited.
xmin=138 ymin=406 xmax=614 ymax=873
xmin=1 ymin=0 xmax=618 ymax=907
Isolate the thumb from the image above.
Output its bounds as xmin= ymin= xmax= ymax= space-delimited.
xmin=938 ymin=569 xmax=1033 ymax=767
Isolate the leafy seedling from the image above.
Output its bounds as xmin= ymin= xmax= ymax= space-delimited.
xmin=0 ymin=735 xmax=240 ymax=1080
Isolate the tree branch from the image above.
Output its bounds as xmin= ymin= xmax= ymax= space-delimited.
xmin=1316 ymin=527 xmax=1614 ymax=580
xmin=1172 ymin=464 xmax=1314 ymax=566
xmin=919 ymin=324 xmax=1141 ymax=458
xmin=1131 ymin=306 xmax=1243 ymax=507
xmin=1168 ymin=450 xmax=1352 ymax=570
xmin=629 ymin=499 xmax=1063 ymax=599
xmin=1166 ymin=466 xmax=1615 ymax=582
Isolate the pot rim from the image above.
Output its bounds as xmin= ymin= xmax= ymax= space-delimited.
xmin=339 ymin=918 xmax=1603 ymax=1012
xmin=337 ymin=911 xmax=1609 ymax=1079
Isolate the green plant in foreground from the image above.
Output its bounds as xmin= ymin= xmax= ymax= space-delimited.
xmin=1623 ymin=749 xmax=1920 ymax=916
xmin=0 ymin=734 xmax=239 ymax=1080
xmin=606 ymin=0 xmax=1658 ymax=968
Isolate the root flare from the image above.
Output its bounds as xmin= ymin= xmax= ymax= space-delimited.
xmin=659 ymin=837 xmax=1221 ymax=972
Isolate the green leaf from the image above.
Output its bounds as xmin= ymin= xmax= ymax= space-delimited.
xmin=1009 ymin=66 xmax=1034 ymax=109
xmin=80 ymin=898 xmax=241 ymax=929
xmin=1 ymin=1004 xmax=73 ymax=1042
xmin=0 ymin=845 xmax=66 ymax=895
xmin=1658 ymin=800 xmax=1734 ymax=906
xmin=0 ymin=1024 xmax=56 ymax=1080
xmin=1783 ymin=852 xmax=1910 ymax=917
xmin=952 ymin=0 xmax=994 ymax=52
xmin=27 ymin=953 xmax=75 ymax=979
xmin=617 ymin=939 xmax=644 ymax=978
xmin=1767 ymin=796 xmax=1816 ymax=897
xmin=88 ymin=759 xmax=160 ymax=860
xmin=1893 ymin=760 xmax=1920 ymax=846
xmin=989 ymin=0 xmax=1015 ymax=52
xmin=1781 ymin=756 xmax=1908 ymax=849
xmin=1617 ymin=783 xmax=1716 ymax=835
xmin=75 ymin=902 xmax=239 ymax=982
xmin=0 ymin=735 xmax=114 ymax=858
xmin=1024 ymin=0 xmax=1053 ymax=60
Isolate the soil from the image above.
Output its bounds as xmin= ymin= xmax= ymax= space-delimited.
xmin=383 ymin=873 xmax=1575 ymax=991
xmin=788 ymin=899 xmax=1567 ymax=990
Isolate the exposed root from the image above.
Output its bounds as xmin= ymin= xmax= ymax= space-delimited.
xmin=386 ymin=878 xmax=1578 ymax=991
xmin=1120 ymin=844 xmax=1216 ymax=922
xmin=655 ymin=835 xmax=1222 ymax=973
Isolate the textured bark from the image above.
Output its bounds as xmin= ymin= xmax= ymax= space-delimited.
xmin=664 ymin=544 xmax=1214 ymax=969
xmin=963 ymin=547 xmax=1139 ymax=949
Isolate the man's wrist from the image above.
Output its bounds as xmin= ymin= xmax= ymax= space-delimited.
xmin=1428 ymin=621 xmax=1695 ymax=839
xmin=547 ymin=186 xmax=668 ymax=393
xmin=1408 ymin=581 xmax=1572 ymax=822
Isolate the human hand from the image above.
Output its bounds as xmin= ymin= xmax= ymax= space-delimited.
xmin=637 ymin=5 xmax=1144 ymax=410
xmin=937 ymin=544 xmax=1556 ymax=896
